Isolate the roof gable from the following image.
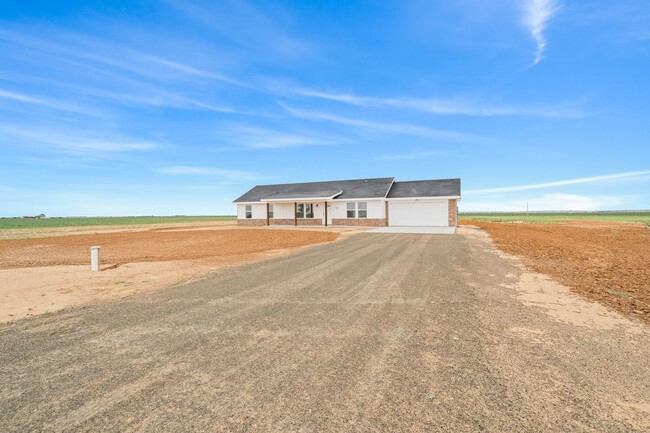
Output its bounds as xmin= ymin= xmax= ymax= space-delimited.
xmin=387 ymin=178 xmax=460 ymax=198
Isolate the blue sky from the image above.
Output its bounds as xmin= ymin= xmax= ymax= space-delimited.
xmin=1 ymin=0 xmax=649 ymax=216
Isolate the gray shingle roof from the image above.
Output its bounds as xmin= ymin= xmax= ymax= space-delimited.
xmin=233 ymin=177 xmax=395 ymax=203
xmin=386 ymin=178 xmax=461 ymax=198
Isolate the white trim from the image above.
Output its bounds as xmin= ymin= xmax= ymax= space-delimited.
xmin=386 ymin=195 xmax=460 ymax=201
xmin=384 ymin=178 xmax=396 ymax=199
xmin=260 ymin=191 xmax=342 ymax=203
xmin=333 ymin=197 xmax=386 ymax=201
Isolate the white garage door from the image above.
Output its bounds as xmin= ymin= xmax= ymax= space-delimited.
xmin=389 ymin=200 xmax=448 ymax=227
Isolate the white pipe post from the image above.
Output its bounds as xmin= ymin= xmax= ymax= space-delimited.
xmin=90 ymin=246 xmax=100 ymax=272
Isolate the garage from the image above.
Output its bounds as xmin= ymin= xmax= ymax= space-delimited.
xmin=389 ymin=200 xmax=448 ymax=227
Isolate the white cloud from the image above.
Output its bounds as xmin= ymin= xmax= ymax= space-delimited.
xmin=215 ymin=125 xmax=354 ymax=149
xmin=464 ymin=170 xmax=650 ymax=195
xmin=159 ymin=165 xmax=262 ymax=181
xmin=0 ymin=125 xmax=158 ymax=153
xmin=461 ymin=193 xmax=629 ymax=212
xmin=522 ymin=0 xmax=561 ymax=65
xmin=0 ymin=88 xmax=89 ymax=114
xmin=377 ymin=150 xmax=461 ymax=160
xmin=281 ymin=104 xmax=496 ymax=142
xmin=295 ymin=88 xmax=583 ymax=118
xmin=143 ymin=56 xmax=255 ymax=90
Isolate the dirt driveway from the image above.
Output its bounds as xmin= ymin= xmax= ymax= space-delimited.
xmin=1 ymin=231 xmax=648 ymax=432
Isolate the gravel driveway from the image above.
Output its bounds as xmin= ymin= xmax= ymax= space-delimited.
xmin=1 ymin=231 xmax=649 ymax=432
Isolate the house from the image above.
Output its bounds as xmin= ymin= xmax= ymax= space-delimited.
xmin=233 ymin=177 xmax=460 ymax=228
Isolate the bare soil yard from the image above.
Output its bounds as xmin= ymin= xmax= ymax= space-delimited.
xmin=0 ymin=227 xmax=338 ymax=269
xmin=0 ymin=226 xmax=346 ymax=322
xmin=461 ymin=220 xmax=650 ymax=323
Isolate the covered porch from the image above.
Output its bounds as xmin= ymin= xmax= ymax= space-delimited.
xmin=261 ymin=195 xmax=338 ymax=227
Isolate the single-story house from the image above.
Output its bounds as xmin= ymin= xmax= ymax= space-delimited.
xmin=233 ymin=177 xmax=460 ymax=228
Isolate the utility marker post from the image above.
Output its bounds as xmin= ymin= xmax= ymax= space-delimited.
xmin=90 ymin=246 xmax=100 ymax=272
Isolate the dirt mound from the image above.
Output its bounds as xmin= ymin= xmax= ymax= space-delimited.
xmin=0 ymin=228 xmax=338 ymax=269
xmin=462 ymin=220 xmax=650 ymax=323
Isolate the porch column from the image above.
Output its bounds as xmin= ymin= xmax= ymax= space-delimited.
xmin=294 ymin=202 xmax=298 ymax=226
xmin=266 ymin=203 xmax=270 ymax=226
xmin=324 ymin=202 xmax=328 ymax=227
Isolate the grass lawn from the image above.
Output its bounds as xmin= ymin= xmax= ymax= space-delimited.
xmin=0 ymin=215 xmax=236 ymax=230
xmin=460 ymin=212 xmax=650 ymax=224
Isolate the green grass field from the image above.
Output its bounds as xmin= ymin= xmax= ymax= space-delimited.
xmin=460 ymin=212 xmax=650 ymax=224
xmin=0 ymin=215 xmax=236 ymax=230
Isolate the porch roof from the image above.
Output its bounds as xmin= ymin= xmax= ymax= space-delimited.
xmin=260 ymin=191 xmax=342 ymax=202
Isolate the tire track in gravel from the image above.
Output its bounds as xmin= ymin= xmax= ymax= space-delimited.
xmin=1 ymin=232 xmax=648 ymax=432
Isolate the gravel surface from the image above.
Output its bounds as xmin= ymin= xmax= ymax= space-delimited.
xmin=1 ymin=232 xmax=648 ymax=432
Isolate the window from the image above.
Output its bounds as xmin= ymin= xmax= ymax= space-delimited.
xmin=347 ymin=202 xmax=367 ymax=218
xmin=347 ymin=202 xmax=356 ymax=218
xmin=245 ymin=205 xmax=252 ymax=219
xmin=358 ymin=202 xmax=367 ymax=218
xmin=268 ymin=204 xmax=274 ymax=219
xmin=296 ymin=203 xmax=314 ymax=219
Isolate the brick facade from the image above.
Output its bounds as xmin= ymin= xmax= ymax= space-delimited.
xmin=332 ymin=218 xmax=387 ymax=227
xmin=297 ymin=218 xmax=323 ymax=226
xmin=448 ymin=199 xmax=458 ymax=227
xmin=269 ymin=219 xmax=294 ymax=226
xmin=237 ymin=219 xmax=266 ymax=226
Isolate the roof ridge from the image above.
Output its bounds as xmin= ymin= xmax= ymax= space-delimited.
xmin=393 ymin=178 xmax=460 ymax=184
xmin=254 ymin=177 xmax=395 ymax=188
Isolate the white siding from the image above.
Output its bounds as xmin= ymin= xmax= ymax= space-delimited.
xmin=271 ymin=203 xmax=294 ymax=219
xmin=237 ymin=203 xmax=266 ymax=219
xmin=367 ymin=200 xmax=385 ymax=218
xmin=313 ymin=202 xmax=325 ymax=220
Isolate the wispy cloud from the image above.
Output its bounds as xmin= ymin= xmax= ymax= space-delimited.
xmin=461 ymin=193 xmax=629 ymax=212
xmin=521 ymin=0 xmax=561 ymax=65
xmin=215 ymin=125 xmax=354 ymax=149
xmin=0 ymin=88 xmax=90 ymax=114
xmin=0 ymin=125 xmax=159 ymax=153
xmin=464 ymin=170 xmax=650 ymax=195
xmin=165 ymin=0 xmax=313 ymax=59
xmin=281 ymin=104 xmax=496 ymax=142
xmin=159 ymin=165 xmax=262 ymax=181
xmin=0 ymin=27 xmax=254 ymax=114
xmin=294 ymin=88 xmax=583 ymax=118
xmin=143 ymin=56 xmax=255 ymax=90
xmin=377 ymin=150 xmax=461 ymax=160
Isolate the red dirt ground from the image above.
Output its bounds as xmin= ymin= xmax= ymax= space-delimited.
xmin=0 ymin=228 xmax=338 ymax=269
xmin=461 ymin=220 xmax=650 ymax=324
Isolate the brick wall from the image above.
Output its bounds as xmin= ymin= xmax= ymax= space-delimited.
xmin=332 ymin=218 xmax=387 ymax=227
xmin=448 ymin=199 xmax=458 ymax=227
xmin=297 ymin=218 xmax=323 ymax=226
xmin=269 ymin=219 xmax=295 ymax=226
xmin=237 ymin=219 xmax=266 ymax=226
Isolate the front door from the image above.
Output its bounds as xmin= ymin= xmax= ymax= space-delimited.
xmin=326 ymin=202 xmax=333 ymax=226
